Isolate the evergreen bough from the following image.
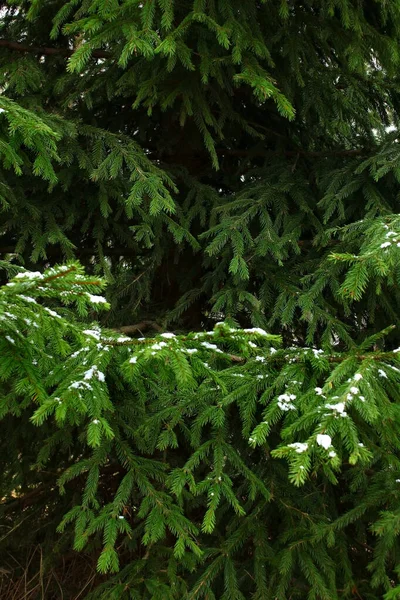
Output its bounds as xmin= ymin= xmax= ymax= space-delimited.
xmin=2 ymin=262 xmax=400 ymax=599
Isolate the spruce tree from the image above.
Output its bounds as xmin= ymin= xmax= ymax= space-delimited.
xmin=2 ymin=1 xmax=400 ymax=598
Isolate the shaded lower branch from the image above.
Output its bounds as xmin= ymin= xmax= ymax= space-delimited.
xmin=0 ymin=246 xmax=135 ymax=257
xmin=0 ymin=39 xmax=111 ymax=59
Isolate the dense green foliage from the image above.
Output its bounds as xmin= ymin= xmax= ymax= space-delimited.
xmin=3 ymin=0 xmax=400 ymax=598
xmin=4 ymin=264 xmax=400 ymax=600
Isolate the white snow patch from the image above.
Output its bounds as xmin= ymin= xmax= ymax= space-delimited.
xmin=44 ymin=307 xmax=61 ymax=318
xmin=83 ymin=329 xmax=101 ymax=340
xmin=316 ymin=434 xmax=332 ymax=449
xmin=278 ymin=393 xmax=295 ymax=411
xmin=86 ymin=293 xmax=108 ymax=304
xmin=18 ymin=295 xmax=37 ymax=303
xmin=288 ymin=442 xmax=308 ymax=453
xmin=326 ymin=402 xmax=346 ymax=415
xmin=243 ymin=327 xmax=268 ymax=336
xmin=15 ymin=271 xmax=43 ymax=280
xmin=201 ymin=342 xmax=218 ymax=350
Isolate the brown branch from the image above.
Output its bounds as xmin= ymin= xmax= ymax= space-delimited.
xmin=0 ymin=39 xmax=111 ymax=59
xmin=42 ymin=267 xmax=77 ymax=283
xmin=115 ymin=321 xmax=163 ymax=335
